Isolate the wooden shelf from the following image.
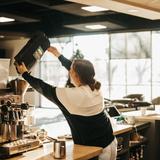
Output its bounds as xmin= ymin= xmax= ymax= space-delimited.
xmin=129 ymin=138 xmax=148 ymax=149
xmin=117 ymin=148 xmax=129 ymax=156
xmin=116 ymin=122 xmax=150 ymax=160
xmin=0 ymin=87 xmax=34 ymax=95
xmin=0 ymin=88 xmax=12 ymax=92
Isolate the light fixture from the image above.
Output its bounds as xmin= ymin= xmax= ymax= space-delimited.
xmin=0 ymin=35 xmax=5 ymax=38
xmin=81 ymin=6 xmax=109 ymax=12
xmin=85 ymin=24 xmax=107 ymax=30
xmin=0 ymin=17 xmax=15 ymax=23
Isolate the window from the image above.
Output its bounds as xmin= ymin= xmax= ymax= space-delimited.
xmin=73 ymin=34 xmax=109 ymax=97
xmin=40 ymin=37 xmax=73 ymax=108
xmin=37 ymin=31 xmax=160 ymax=125
xmin=152 ymin=31 xmax=160 ymax=98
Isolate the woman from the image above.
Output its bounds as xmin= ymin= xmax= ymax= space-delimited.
xmin=16 ymin=46 xmax=117 ymax=160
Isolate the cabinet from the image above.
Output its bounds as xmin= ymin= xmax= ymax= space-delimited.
xmin=116 ymin=122 xmax=150 ymax=160
xmin=116 ymin=128 xmax=130 ymax=160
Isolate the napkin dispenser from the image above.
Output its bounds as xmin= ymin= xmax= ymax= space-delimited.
xmin=14 ymin=32 xmax=50 ymax=72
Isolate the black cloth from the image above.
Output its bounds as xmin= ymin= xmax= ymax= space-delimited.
xmin=22 ymin=55 xmax=114 ymax=148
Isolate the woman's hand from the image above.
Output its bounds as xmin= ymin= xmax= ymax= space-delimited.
xmin=15 ymin=62 xmax=28 ymax=75
xmin=47 ymin=46 xmax=61 ymax=57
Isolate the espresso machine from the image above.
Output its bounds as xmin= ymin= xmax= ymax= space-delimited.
xmin=0 ymin=79 xmax=41 ymax=158
xmin=0 ymin=32 xmax=49 ymax=158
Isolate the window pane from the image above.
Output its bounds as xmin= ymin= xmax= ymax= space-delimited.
xmin=73 ymin=34 xmax=109 ymax=91
xmin=73 ymin=34 xmax=109 ymax=60
xmin=127 ymin=32 xmax=151 ymax=58
xmin=50 ymin=37 xmax=74 ymax=58
xmin=40 ymin=37 xmax=73 ymax=108
xmin=110 ymin=86 xmax=126 ymax=99
xmin=93 ymin=59 xmax=109 ymax=85
xmin=110 ymin=33 xmax=126 ymax=59
xmin=152 ymin=85 xmax=160 ymax=99
xmin=110 ymin=60 xmax=126 ymax=85
xmin=152 ymin=31 xmax=160 ymax=85
xmin=40 ymin=61 xmax=68 ymax=86
xmin=40 ymin=61 xmax=68 ymax=108
xmin=127 ymin=59 xmax=151 ymax=85
xmin=41 ymin=97 xmax=58 ymax=108
xmin=127 ymin=85 xmax=151 ymax=101
xmin=101 ymin=85 xmax=110 ymax=99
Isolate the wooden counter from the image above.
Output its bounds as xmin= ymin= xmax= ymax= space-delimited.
xmin=6 ymin=122 xmax=135 ymax=160
xmin=122 ymin=110 xmax=160 ymax=121
xmin=7 ymin=141 xmax=103 ymax=160
xmin=113 ymin=125 xmax=132 ymax=136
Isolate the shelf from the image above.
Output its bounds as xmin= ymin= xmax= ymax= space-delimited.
xmin=0 ymin=87 xmax=34 ymax=95
xmin=129 ymin=138 xmax=148 ymax=149
xmin=115 ymin=122 xmax=150 ymax=160
xmin=117 ymin=148 xmax=129 ymax=156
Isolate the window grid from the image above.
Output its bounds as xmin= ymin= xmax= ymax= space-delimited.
xmin=39 ymin=31 xmax=160 ymax=108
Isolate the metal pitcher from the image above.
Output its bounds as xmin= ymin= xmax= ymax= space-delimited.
xmin=53 ymin=139 xmax=66 ymax=159
xmin=0 ymin=124 xmax=10 ymax=143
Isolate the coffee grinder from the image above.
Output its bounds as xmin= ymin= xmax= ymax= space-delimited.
xmin=0 ymin=77 xmax=42 ymax=158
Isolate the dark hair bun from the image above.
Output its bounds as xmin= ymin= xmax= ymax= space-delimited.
xmin=90 ymin=80 xmax=101 ymax=91
xmin=72 ymin=59 xmax=101 ymax=91
xmin=94 ymin=81 xmax=101 ymax=90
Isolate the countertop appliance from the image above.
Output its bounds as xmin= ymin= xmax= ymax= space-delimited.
xmin=0 ymin=95 xmax=41 ymax=158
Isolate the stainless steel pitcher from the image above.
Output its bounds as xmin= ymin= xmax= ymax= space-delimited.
xmin=53 ymin=139 xmax=66 ymax=159
xmin=0 ymin=123 xmax=23 ymax=143
xmin=0 ymin=124 xmax=10 ymax=143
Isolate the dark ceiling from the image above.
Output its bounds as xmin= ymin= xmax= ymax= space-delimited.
xmin=0 ymin=0 xmax=160 ymax=38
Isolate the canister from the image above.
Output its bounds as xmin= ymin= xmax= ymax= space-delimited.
xmin=53 ymin=139 xmax=66 ymax=159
